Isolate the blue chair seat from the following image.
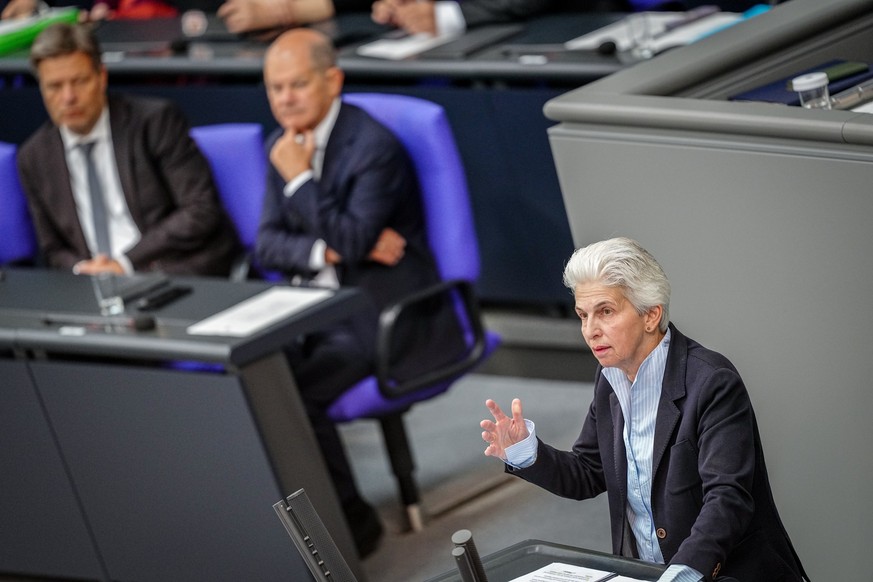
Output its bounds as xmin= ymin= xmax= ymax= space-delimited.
xmin=0 ymin=141 xmax=38 ymax=266
xmin=190 ymin=123 xmax=266 ymax=282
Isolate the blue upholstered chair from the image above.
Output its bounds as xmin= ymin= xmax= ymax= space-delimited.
xmin=190 ymin=124 xmax=267 ymax=281
xmin=0 ymin=141 xmax=38 ymax=266
xmin=328 ymin=93 xmax=501 ymax=531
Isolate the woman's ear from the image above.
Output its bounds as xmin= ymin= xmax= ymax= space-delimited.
xmin=645 ymin=305 xmax=663 ymax=332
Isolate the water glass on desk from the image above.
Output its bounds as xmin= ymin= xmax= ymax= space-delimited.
xmin=791 ymin=72 xmax=832 ymax=110
xmin=629 ymin=12 xmax=655 ymax=60
xmin=91 ymin=273 xmax=125 ymax=316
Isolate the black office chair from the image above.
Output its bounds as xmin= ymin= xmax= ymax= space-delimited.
xmin=327 ymin=94 xmax=501 ymax=531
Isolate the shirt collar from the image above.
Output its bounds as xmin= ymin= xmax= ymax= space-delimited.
xmin=313 ymin=98 xmax=341 ymax=150
xmin=602 ymin=327 xmax=672 ymax=391
xmin=60 ymin=107 xmax=110 ymax=152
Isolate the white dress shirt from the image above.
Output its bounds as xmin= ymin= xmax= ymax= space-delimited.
xmin=434 ymin=1 xmax=467 ymax=35
xmin=60 ymin=108 xmax=139 ymax=273
xmin=281 ymin=98 xmax=342 ymax=288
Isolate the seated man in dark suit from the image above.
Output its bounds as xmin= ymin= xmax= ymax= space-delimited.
xmin=259 ymin=27 xmax=466 ymax=557
xmin=17 ymin=22 xmax=240 ymax=277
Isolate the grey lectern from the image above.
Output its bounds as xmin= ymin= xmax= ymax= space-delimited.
xmin=544 ymin=0 xmax=873 ymax=579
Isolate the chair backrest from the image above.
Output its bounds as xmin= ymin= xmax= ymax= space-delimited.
xmin=189 ymin=124 xmax=266 ymax=253
xmin=342 ymin=93 xmax=480 ymax=284
xmin=0 ymin=141 xmax=38 ymax=265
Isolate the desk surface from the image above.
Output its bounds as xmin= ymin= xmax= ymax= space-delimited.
xmin=0 ymin=12 xmax=625 ymax=82
xmin=0 ymin=268 xmax=364 ymax=366
xmin=426 ymin=539 xmax=666 ymax=582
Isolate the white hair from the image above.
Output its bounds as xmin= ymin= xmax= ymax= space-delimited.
xmin=563 ymin=237 xmax=671 ymax=333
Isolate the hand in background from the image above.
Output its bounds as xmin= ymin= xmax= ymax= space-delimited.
xmin=367 ymin=227 xmax=406 ymax=266
xmin=324 ymin=246 xmax=342 ymax=265
xmin=73 ymin=255 xmax=125 ymax=275
xmin=372 ymin=0 xmax=438 ymax=35
xmin=86 ymin=2 xmax=113 ymax=21
xmin=481 ymin=398 xmax=529 ymax=461
xmin=218 ymin=0 xmax=294 ymax=34
xmin=270 ymin=129 xmax=315 ymax=182
xmin=2 ymin=0 xmax=37 ymax=19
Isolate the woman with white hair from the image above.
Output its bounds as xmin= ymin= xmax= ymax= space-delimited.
xmin=481 ymin=237 xmax=808 ymax=582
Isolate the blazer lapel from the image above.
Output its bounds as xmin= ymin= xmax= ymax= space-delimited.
xmin=45 ymin=128 xmax=90 ymax=254
xmin=319 ymin=104 xmax=357 ymax=198
xmin=652 ymin=324 xmax=686 ymax=477
xmin=609 ymin=391 xmax=628 ymax=501
xmin=107 ymin=96 xmax=141 ymax=227
xmin=318 ymin=104 xmax=359 ymax=282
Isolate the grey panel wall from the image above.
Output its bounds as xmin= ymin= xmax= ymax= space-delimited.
xmin=544 ymin=0 xmax=873 ymax=577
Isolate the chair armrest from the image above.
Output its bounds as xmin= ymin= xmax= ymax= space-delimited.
xmin=375 ymin=279 xmax=487 ymax=399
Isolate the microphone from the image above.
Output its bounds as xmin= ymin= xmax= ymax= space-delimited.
xmin=451 ymin=529 xmax=488 ymax=582
xmin=42 ymin=312 xmax=157 ymax=331
xmin=597 ymin=40 xmax=617 ymax=55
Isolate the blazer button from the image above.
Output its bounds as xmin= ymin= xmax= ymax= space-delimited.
xmin=656 ymin=528 xmax=666 ymax=539
xmin=712 ymin=562 xmax=722 ymax=578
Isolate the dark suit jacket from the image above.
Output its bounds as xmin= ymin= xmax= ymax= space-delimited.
xmin=257 ymin=102 xmax=465 ymax=380
xmin=258 ymin=102 xmax=438 ymax=310
xmin=17 ymin=93 xmax=240 ymax=277
xmin=512 ymin=324 xmax=808 ymax=582
xmin=460 ymin=0 xmax=632 ymax=28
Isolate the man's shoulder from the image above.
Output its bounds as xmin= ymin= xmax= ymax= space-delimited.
xmin=108 ymin=93 xmax=186 ymax=127
xmin=338 ymin=102 xmax=399 ymax=141
xmin=19 ymin=121 xmax=60 ymax=164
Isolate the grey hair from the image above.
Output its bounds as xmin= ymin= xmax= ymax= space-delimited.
xmin=30 ymin=23 xmax=101 ymax=74
xmin=308 ymin=33 xmax=336 ymax=72
xmin=563 ymin=237 xmax=671 ymax=332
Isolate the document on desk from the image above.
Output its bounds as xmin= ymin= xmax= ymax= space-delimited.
xmin=356 ymin=32 xmax=459 ymax=60
xmin=851 ymin=100 xmax=873 ymax=113
xmin=186 ymin=287 xmax=332 ymax=337
xmin=508 ymin=562 xmax=618 ymax=582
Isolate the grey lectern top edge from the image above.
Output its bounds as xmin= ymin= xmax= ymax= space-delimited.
xmin=0 ymin=268 xmax=365 ymax=367
xmin=543 ymin=0 xmax=873 ymax=147
xmin=544 ymin=90 xmax=873 ymax=147
xmin=425 ymin=539 xmax=666 ymax=582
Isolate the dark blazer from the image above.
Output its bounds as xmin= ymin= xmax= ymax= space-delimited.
xmin=17 ymin=93 xmax=240 ymax=277
xmin=512 ymin=324 xmax=808 ymax=582
xmin=257 ymin=102 xmax=465 ymax=378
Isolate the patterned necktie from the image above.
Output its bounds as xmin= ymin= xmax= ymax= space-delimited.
xmin=79 ymin=141 xmax=112 ymax=256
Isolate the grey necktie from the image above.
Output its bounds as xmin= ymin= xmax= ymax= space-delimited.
xmin=79 ymin=141 xmax=112 ymax=256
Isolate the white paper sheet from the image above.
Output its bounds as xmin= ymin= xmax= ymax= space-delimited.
xmin=356 ymin=32 xmax=458 ymax=60
xmin=508 ymin=562 xmax=616 ymax=582
xmin=186 ymin=287 xmax=332 ymax=337
xmin=850 ymin=100 xmax=873 ymax=113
